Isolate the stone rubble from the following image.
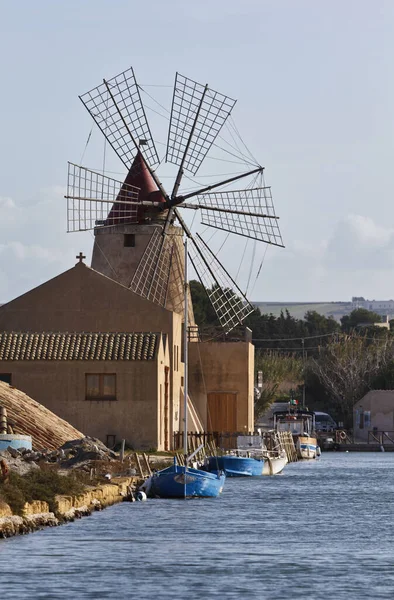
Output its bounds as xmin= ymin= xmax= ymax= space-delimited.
xmin=0 ymin=436 xmax=118 ymax=475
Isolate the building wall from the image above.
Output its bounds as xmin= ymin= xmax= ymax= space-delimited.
xmin=353 ymin=391 xmax=394 ymax=442
xmin=0 ymin=263 xmax=176 ymax=336
xmin=0 ymin=263 xmax=183 ymax=447
xmin=188 ymin=340 xmax=255 ymax=432
xmin=0 ymin=346 xmax=169 ymax=450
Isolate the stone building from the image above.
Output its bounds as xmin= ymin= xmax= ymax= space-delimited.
xmin=0 ymin=154 xmax=255 ymax=450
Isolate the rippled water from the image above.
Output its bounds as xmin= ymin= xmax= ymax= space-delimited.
xmin=1 ymin=453 xmax=394 ymax=599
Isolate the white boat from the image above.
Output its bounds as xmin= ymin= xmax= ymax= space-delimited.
xmin=262 ymin=449 xmax=288 ymax=475
xmin=236 ymin=435 xmax=288 ymax=475
xmin=273 ymin=409 xmax=319 ymax=460
xmin=296 ymin=435 xmax=318 ymax=460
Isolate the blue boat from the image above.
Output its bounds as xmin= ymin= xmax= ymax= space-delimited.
xmin=148 ymin=458 xmax=226 ymax=498
xmin=206 ymin=454 xmax=264 ymax=477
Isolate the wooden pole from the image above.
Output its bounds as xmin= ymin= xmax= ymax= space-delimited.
xmin=134 ymin=452 xmax=144 ymax=478
xmin=120 ymin=439 xmax=125 ymax=463
xmin=142 ymin=453 xmax=152 ymax=476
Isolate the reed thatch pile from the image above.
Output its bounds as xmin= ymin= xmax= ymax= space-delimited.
xmin=0 ymin=381 xmax=84 ymax=450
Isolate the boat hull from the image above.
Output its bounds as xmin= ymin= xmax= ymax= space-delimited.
xmin=148 ymin=465 xmax=225 ymax=498
xmin=262 ymin=453 xmax=288 ymax=475
xmin=206 ymin=455 xmax=264 ymax=477
xmin=296 ymin=436 xmax=318 ymax=459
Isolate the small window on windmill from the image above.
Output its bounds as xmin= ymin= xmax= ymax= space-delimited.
xmin=124 ymin=234 xmax=135 ymax=248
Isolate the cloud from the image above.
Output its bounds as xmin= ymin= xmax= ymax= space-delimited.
xmin=250 ymin=213 xmax=394 ymax=301
xmin=325 ymin=214 xmax=394 ymax=270
xmin=0 ymin=188 xmax=91 ymax=302
xmin=2 ymin=196 xmax=394 ymax=305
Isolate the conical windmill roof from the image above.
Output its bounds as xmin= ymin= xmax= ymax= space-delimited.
xmin=106 ymin=152 xmax=165 ymax=225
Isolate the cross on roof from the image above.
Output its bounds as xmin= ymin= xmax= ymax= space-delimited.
xmin=76 ymin=252 xmax=86 ymax=264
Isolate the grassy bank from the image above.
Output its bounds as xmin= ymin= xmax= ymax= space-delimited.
xmin=0 ymin=470 xmax=86 ymax=516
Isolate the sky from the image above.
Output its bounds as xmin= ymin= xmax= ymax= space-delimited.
xmin=1 ymin=0 xmax=394 ymax=303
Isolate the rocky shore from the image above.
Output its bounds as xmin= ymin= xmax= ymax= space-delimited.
xmin=0 ymin=437 xmax=142 ymax=539
xmin=0 ymin=475 xmax=139 ymax=538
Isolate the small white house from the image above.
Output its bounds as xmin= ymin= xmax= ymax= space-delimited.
xmin=353 ymin=391 xmax=394 ymax=442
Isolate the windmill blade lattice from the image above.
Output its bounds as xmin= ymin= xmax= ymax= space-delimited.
xmin=130 ymin=229 xmax=174 ymax=307
xmin=79 ymin=67 xmax=160 ymax=170
xmin=166 ymin=73 xmax=236 ymax=175
xmin=196 ymin=186 xmax=284 ymax=246
xmin=188 ymin=233 xmax=254 ymax=333
xmin=66 ymin=163 xmax=140 ymax=231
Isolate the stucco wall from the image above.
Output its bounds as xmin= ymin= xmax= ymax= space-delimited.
xmin=188 ymin=341 xmax=254 ymax=431
xmin=0 ymin=356 xmax=165 ymax=450
xmin=353 ymin=391 xmax=394 ymax=442
xmin=0 ymin=263 xmax=175 ymax=336
xmin=0 ymin=263 xmax=183 ymax=449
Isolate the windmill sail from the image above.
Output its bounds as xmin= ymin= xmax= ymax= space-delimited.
xmin=188 ymin=233 xmax=254 ymax=333
xmin=166 ymin=73 xmax=236 ymax=176
xmin=66 ymin=163 xmax=140 ymax=232
xmin=79 ymin=67 xmax=160 ymax=170
xmin=129 ymin=229 xmax=173 ymax=307
xmin=195 ymin=186 xmax=284 ymax=246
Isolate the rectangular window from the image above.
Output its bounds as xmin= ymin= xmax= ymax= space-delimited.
xmin=86 ymin=374 xmax=116 ymax=400
xmin=124 ymin=234 xmax=135 ymax=247
xmin=0 ymin=374 xmax=12 ymax=384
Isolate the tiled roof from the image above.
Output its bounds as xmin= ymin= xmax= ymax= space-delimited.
xmin=0 ymin=332 xmax=159 ymax=361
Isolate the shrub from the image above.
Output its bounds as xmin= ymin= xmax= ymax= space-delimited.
xmin=0 ymin=470 xmax=86 ymax=515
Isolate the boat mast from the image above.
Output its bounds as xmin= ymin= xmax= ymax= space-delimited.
xmin=184 ymin=238 xmax=189 ymax=466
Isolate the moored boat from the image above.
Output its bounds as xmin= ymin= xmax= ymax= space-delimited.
xmin=274 ymin=408 xmax=319 ymax=460
xmin=296 ymin=436 xmax=318 ymax=459
xmin=236 ymin=434 xmax=288 ymax=475
xmin=205 ymin=454 xmax=264 ymax=477
xmin=262 ymin=449 xmax=288 ymax=475
xmin=147 ymin=458 xmax=225 ymax=498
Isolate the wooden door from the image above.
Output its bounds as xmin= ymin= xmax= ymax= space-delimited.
xmin=207 ymin=392 xmax=237 ymax=432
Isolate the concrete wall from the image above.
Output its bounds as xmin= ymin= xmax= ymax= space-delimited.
xmin=188 ymin=341 xmax=255 ymax=432
xmin=353 ymin=391 xmax=394 ymax=442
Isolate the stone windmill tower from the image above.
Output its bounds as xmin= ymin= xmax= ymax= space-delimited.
xmin=88 ymin=151 xmax=186 ymax=317
xmin=66 ymin=67 xmax=284 ymax=332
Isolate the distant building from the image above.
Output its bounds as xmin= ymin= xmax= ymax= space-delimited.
xmin=351 ymin=297 xmax=394 ymax=317
xmin=357 ymin=315 xmax=390 ymax=330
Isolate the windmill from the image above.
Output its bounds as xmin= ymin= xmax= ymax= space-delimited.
xmin=65 ymin=67 xmax=284 ymax=334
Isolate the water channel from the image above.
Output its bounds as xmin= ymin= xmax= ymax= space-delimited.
xmin=1 ymin=453 xmax=394 ymax=599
